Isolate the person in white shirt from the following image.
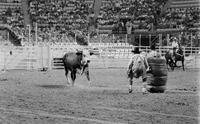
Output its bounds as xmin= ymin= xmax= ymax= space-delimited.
xmin=171 ymin=37 xmax=179 ymax=57
xmin=148 ymin=44 xmax=159 ymax=58
xmin=127 ymin=47 xmax=150 ymax=94
xmin=172 ymin=37 xmax=179 ymax=60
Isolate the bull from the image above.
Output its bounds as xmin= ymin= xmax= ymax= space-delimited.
xmin=62 ymin=50 xmax=93 ymax=86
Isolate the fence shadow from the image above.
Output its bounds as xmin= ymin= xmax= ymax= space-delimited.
xmin=35 ymin=84 xmax=68 ymax=89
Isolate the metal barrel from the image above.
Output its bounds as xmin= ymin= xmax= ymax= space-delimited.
xmin=146 ymin=57 xmax=168 ymax=93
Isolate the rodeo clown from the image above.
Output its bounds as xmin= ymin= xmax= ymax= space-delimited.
xmin=127 ymin=47 xmax=150 ymax=94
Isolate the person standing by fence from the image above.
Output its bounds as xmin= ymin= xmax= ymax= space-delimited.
xmin=147 ymin=44 xmax=160 ymax=58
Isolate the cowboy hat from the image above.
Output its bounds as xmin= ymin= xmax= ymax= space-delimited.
xmin=131 ymin=47 xmax=141 ymax=54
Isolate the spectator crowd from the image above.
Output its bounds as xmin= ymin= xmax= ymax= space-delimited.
xmin=0 ymin=0 xmax=199 ymax=45
xmin=97 ymin=0 xmax=200 ymax=34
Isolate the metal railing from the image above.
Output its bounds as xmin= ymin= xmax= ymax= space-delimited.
xmin=0 ymin=44 xmax=199 ymax=70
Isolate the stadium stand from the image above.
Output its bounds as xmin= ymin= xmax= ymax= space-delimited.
xmin=0 ymin=0 xmax=199 ymax=46
xmin=168 ymin=0 xmax=200 ymax=8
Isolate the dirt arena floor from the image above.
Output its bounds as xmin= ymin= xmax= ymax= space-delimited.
xmin=0 ymin=67 xmax=199 ymax=124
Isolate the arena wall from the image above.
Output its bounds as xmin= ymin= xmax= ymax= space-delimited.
xmin=0 ymin=44 xmax=199 ymax=71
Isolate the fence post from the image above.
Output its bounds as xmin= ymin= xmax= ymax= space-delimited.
xmin=149 ymin=34 xmax=151 ymax=46
xmin=26 ymin=47 xmax=29 ymax=70
xmin=139 ymin=34 xmax=141 ymax=46
xmin=75 ymin=33 xmax=76 ymax=43
xmin=159 ymin=46 xmax=161 ymax=56
xmin=36 ymin=45 xmax=41 ymax=70
xmin=112 ymin=34 xmax=115 ymax=43
xmin=28 ymin=25 xmax=31 ymax=43
xmin=87 ymin=33 xmax=90 ymax=44
xmin=167 ymin=34 xmax=170 ymax=46
xmin=125 ymin=34 xmax=128 ymax=43
xmin=41 ymin=45 xmax=44 ymax=70
xmin=35 ymin=23 xmax=38 ymax=44
xmin=3 ymin=48 xmax=6 ymax=71
xmin=183 ymin=47 xmax=186 ymax=57
xmin=100 ymin=34 xmax=102 ymax=43
xmin=159 ymin=33 xmax=162 ymax=46
xmin=48 ymin=45 xmax=52 ymax=70
xmin=190 ymin=33 xmax=193 ymax=55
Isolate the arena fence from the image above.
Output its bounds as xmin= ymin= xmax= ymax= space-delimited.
xmin=0 ymin=44 xmax=199 ymax=71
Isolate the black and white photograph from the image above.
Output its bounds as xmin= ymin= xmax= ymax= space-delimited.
xmin=0 ymin=0 xmax=200 ymax=123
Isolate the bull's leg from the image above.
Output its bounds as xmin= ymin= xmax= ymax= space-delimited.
xmin=84 ymin=66 xmax=91 ymax=85
xmin=170 ymin=60 xmax=175 ymax=71
xmin=85 ymin=71 xmax=90 ymax=81
xmin=174 ymin=60 xmax=177 ymax=67
xmin=64 ymin=69 xmax=70 ymax=85
xmin=71 ymin=70 xmax=76 ymax=86
xmin=182 ymin=58 xmax=185 ymax=71
xmin=127 ymin=69 xmax=133 ymax=93
xmin=142 ymin=77 xmax=148 ymax=94
xmin=129 ymin=77 xmax=133 ymax=93
xmin=128 ymin=71 xmax=134 ymax=93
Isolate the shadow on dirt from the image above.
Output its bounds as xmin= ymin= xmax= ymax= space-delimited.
xmin=35 ymin=84 xmax=68 ymax=89
xmin=0 ymin=78 xmax=8 ymax=81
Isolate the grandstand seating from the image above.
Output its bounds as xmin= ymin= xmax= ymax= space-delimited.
xmin=169 ymin=0 xmax=200 ymax=8
xmin=96 ymin=0 xmax=200 ymax=34
xmin=0 ymin=0 xmax=21 ymax=12
xmin=0 ymin=0 xmax=199 ymax=46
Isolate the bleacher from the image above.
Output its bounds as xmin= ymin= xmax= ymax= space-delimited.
xmin=0 ymin=0 xmax=199 ymax=47
xmin=0 ymin=0 xmax=21 ymax=12
xmin=168 ymin=0 xmax=200 ymax=8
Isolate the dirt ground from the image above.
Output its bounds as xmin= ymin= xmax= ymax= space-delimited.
xmin=0 ymin=67 xmax=199 ymax=124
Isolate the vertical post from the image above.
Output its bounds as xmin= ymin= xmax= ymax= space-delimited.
xmin=27 ymin=47 xmax=30 ymax=70
xmin=48 ymin=45 xmax=52 ymax=70
xmin=7 ymin=31 xmax=9 ymax=43
xmin=191 ymin=33 xmax=193 ymax=55
xmin=167 ymin=34 xmax=170 ymax=46
xmin=159 ymin=34 xmax=162 ymax=55
xmin=75 ymin=33 xmax=76 ymax=43
xmin=36 ymin=46 xmax=40 ymax=69
xmin=159 ymin=33 xmax=162 ymax=46
xmin=3 ymin=48 xmax=6 ymax=71
xmin=87 ymin=33 xmax=90 ymax=45
xmin=178 ymin=33 xmax=181 ymax=41
xmin=21 ymin=32 xmax=24 ymax=46
xmin=183 ymin=46 xmax=185 ymax=57
xmin=100 ymin=34 xmax=102 ymax=43
xmin=149 ymin=34 xmax=151 ymax=46
xmin=35 ymin=23 xmax=38 ymax=45
xmin=125 ymin=34 xmax=128 ymax=43
xmin=27 ymin=25 xmax=31 ymax=44
xmin=112 ymin=34 xmax=115 ymax=43
xmin=41 ymin=46 xmax=43 ymax=70
xmin=139 ymin=34 xmax=141 ymax=47
xmin=146 ymin=46 xmax=148 ymax=53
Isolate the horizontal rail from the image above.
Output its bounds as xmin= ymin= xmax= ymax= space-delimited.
xmin=0 ymin=45 xmax=199 ymax=70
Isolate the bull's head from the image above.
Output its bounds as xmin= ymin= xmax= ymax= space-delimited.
xmin=76 ymin=50 xmax=94 ymax=75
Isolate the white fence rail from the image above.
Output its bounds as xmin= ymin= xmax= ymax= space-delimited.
xmin=0 ymin=44 xmax=200 ymax=71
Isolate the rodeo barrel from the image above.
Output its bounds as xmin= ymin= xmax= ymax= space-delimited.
xmin=146 ymin=57 xmax=168 ymax=93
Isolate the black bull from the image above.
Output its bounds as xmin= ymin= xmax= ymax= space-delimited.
xmin=62 ymin=51 xmax=94 ymax=86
